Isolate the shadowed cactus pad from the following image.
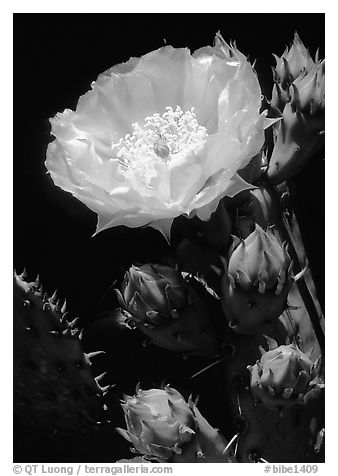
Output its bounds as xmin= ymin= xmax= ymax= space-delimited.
xmin=14 ymin=271 xmax=108 ymax=433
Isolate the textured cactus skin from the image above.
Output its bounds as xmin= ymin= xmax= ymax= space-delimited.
xmin=13 ymin=272 xmax=105 ymax=433
xmin=135 ymin=310 xmax=221 ymax=356
xmin=128 ymin=288 xmax=222 ymax=357
xmin=116 ymin=274 xmax=223 ymax=357
xmin=266 ymin=104 xmax=324 ymax=185
xmin=221 ymin=187 xmax=324 ymax=463
xmin=221 ymin=278 xmax=292 ymax=335
xmin=170 ymin=404 xmax=236 ymax=463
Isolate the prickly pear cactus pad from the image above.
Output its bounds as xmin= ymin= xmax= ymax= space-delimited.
xmin=14 ymin=14 xmax=324 ymax=465
xmin=13 ymin=272 xmax=109 ymax=433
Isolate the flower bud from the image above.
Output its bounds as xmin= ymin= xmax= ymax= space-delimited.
xmin=116 ymin=264 xmax=221 ymax=356
xmin=272 ymin=32 xmax=315 ymax=93
xmin=221 ymin=224 xmax=292 ymax=334
xmin=116 ymin=385 xmax=235 ymax=462
xmin=117 ymin=385 xmax=197 ymax=461
xmin=268 ymin=33 xmax=324 ymax=184
xmin=117 ymin=264 xmax=187 ymax=325
xmin=247 ymin=337 xmax=324 ymax=410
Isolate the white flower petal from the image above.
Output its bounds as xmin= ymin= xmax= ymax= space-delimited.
xmin=168 ymin=152 xmax=204 ymax=207
xmin=133 ymin=46 xmax=193 ymax=112
xmin=95 ymin=70 xmax=159 ymax=134
xmin=149 ymin=218 xmax=174 ymax=242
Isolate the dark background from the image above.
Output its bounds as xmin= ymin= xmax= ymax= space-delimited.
xmin=14 ymin=13 xmax=325 ymax=462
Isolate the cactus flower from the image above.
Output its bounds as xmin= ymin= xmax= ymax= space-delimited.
xmin=116 ymin=385 xmax=234 ymax=462
xmin=221 ymin=224 xmax=292 ymax=334
xmin=116 ymin=264 xmax=221 ymax=355
xmin=45 ymin=33 xmax=270 ymax=240
xmin=268 ymin=33 xmax=325 ymax=184
xmin=247 ymin=337 xmax=324 ymax=410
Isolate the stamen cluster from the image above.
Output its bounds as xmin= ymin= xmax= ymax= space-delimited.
xmin=113 ymin=106 xmax=208 ymax=172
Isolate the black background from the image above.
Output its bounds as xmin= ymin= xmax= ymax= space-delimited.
xmin=14 ymin=13 xmax=325 ymax=462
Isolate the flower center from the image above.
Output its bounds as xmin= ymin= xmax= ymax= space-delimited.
xmin=112 ymin=106 xmax=208 ymax=184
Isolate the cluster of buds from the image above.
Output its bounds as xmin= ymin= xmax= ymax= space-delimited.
xmin=267 ymin=32 xmax=325 ymax=184
xmin=115 ymin=263 xmax=221 ymax=356
xmin=221 ymin=224 xmax=292 ymax=334
xmin=116 ymin=384 xmax=234 ymax=462
xmin=247 ymin=337 xmax=324 ymax=411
